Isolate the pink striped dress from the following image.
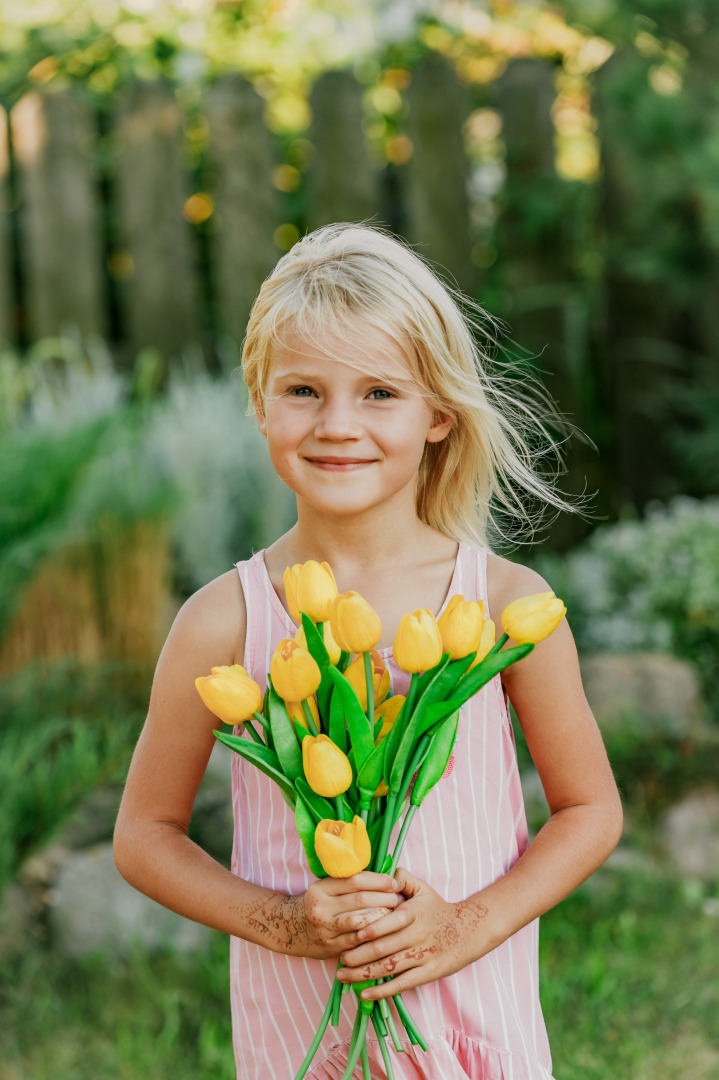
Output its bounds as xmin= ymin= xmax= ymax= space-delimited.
xmin=230 ymin=542 xmax=555 ymax=1080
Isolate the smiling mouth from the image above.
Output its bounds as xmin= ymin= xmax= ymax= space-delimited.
xmin=305 ymin=457 xmax=375 ymax=469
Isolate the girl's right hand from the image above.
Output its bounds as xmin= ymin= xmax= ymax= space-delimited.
xmin=263 ymin=873 xmax=403 ymax=960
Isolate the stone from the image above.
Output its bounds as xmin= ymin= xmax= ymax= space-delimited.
xmin=48 ymin=843 xmax=216 ymax=957
xmin=579 ymin=652 xmax=702 ymax=737
xmin=661 ymin=788 xmax=719 ymax=880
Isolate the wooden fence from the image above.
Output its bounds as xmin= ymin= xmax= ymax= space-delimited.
xmin=1 ymin=57 xmax=716 ymax=520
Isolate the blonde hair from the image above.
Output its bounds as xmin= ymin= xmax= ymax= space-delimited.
xmin=242 ymin=222 xmax=579 ymax=550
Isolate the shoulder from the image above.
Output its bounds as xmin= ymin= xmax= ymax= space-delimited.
xmin=485 ymin=550 xmax=552 ymax=623
xmin=163 ymin=567 xmax=247 ymax=672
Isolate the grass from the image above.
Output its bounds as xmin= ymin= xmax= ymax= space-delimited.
xmin=0 ymin=869 xmax=717 ymax=1079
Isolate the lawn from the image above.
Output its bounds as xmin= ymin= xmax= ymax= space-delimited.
xmin=1 ymin=868 xmax=717 ymax=1079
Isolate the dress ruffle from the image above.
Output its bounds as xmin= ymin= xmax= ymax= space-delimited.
xmin=306 ymin=1028 xmax=556 ymax=1080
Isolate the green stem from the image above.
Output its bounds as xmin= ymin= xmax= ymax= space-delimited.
xmin=383 ymin=999 xmax=404 ymax=1054
xmin=394 ymin=735 xmax=431 ymax=820
xmin=292 ymin=978 xmax=341 ymax=1079
xmin=335 ymin=795 xmax=346 ymax=822
xmin=392 ymin=995 xmax=429 ymax=1052
xmin=372 ymin=1011 xmax=397 ymax=1080
xmin=243 ymin=720 xmax=264 ymax=744
xmin=252 ymin=710 xmax=271 ymax=732
xmin=388 ymin=804 xmax=418 ymax=875
xmin=341 ymin=1010 xmax=369 ymax=1080
xmin=373 ymin=792 xmax=398 ymax=872
xmin=404 ymin=671 xmax=420 ymax=719
xmin=332 ymin=966 xmax=343 ymax=1027
xmin=363 ymin=651 xmax=375 ymax=733
xmin=360 ymin=1041 xmax=370 ymax=1080
xmin=487 ymin=632 xmax=509 ymax=657
xmin=301 ymin=699 xmax=319 ymax=736
xmin=338 ymin=650 xmax=351 ymax=673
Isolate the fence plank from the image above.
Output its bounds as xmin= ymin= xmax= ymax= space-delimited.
xmin=0 ymin=106 xmax=12 ymax=344
xmin=11 ymin=89 xmax=105 ymax=343
xmin=307 ymin=71 xmax=379 ymax=229
xmin=205 ymin=75 xmax=278 ymax=349
xmin=404 ymin=58 xmax=476 ymax=294
xmin=115 ymin=81 xmax=199 ymax=363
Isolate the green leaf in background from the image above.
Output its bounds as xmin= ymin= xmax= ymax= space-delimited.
xmin=213 ymin=731 xmax=296 ymax=806
xmin=295 ymin=793 xmax=326 ymax=879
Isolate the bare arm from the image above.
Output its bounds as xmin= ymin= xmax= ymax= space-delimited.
xmin=337 ymin=557 xmax=623 ymax=999
xmin=113 ymin=570 xmax=399 ymax=955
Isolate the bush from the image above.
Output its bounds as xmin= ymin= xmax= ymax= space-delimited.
xmin=536 ymin=497 xmax=719 ymax=710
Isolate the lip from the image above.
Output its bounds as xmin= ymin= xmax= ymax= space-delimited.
xmin=305 ymin=456 xmax=376 ymax=471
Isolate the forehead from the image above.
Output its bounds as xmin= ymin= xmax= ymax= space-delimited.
xmin=267 ymin=320 xmax=418 ymax=384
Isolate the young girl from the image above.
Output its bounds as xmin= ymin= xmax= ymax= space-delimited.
xmin=114 ymin=222 xmax=622 ymax=1080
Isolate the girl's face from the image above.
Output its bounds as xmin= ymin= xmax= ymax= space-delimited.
xmin=257 ymin=321 xmax=453 ymax=523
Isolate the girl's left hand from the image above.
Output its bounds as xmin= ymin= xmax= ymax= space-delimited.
xmin=336 ymin=867 xmax=489 ymax=1000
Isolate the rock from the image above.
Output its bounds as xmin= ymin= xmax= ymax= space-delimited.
xmin=580 ymin=652 xmax=702 ymax=737
xmin=0 ymin=882 xmax=34 ymax=959
xmin=661 ymin=788 xmax=719 ymax=880
xmin=48 ymin=843 xmax=216 ymax=957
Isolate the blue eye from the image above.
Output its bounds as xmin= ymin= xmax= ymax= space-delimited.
xmin=368 ymin=388 xmax=393 ymax=400
xmin=290 ymin=386 xmax=315 ymax=397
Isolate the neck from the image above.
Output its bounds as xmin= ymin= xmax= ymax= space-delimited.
xmin=276 ymin=496 xmax=438 ymax=578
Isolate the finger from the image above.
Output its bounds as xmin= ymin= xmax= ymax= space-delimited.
xmin=392 ymin=866 xmax=421 ymax=897
xmin=339 ymin=919 xmax=415 ymax=971
xmin=334 ymin=904 xmax=392 ymax=931
xmin=339 ymin=938 xmax=433 ymax=985
xmin=322 ymin=872 xmax=402 ymax=897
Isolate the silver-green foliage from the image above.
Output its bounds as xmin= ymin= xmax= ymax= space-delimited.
xmin=537 ymin=497 xmax=719 ymax=701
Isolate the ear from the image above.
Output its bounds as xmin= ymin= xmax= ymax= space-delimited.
xmin=253 ymin=395 xmax=267 ymax=436
xmin=426 ymin=411 xmax=455 ymax=444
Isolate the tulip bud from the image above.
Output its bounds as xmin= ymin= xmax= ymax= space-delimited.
xmin=302 ymin=733 xmax=352 ymax=797
xmin=314 ymin=816 xmax=372 ymax=878
xmin=501 ymin=592 xmax=566 ymax=646
xmin=195 ymin=665 xmax=263 ymax=725
xmin=296 ymin=621 xmax=341 ymax=666
xmin=374 ymin=694 xmax=405 ymax=743
xmin=437 ymin=595 xmax=486 ymax=660
xmin=329 ymin=592 xmax=382 ymax=654
xmin=393 ymin=608 xmax=443 ymax=673
xmin=285 ymin=695 xmax=321 ymax=735
xmin=469 ymin=618 xmax=496 ymax=668
xmin=296 ymin=560 xmax=338 ymax=623
xmin=343 ymin=649 xmax=390 ymax=710
xmin=270 ymin=638 xmax=322 ymax=701
xmin=282 ymin=565 xmax=302 ymax=623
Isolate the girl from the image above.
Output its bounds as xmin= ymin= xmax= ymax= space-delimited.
xmin=114 ymin=222 xmax=622 ymax=1079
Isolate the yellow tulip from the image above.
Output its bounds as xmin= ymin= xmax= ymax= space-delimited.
xmin=437 ymin=594 xmax=487 ymax=660
xmin=302 ymin=733 xmax=352 ymax=797
xmin=374 ymin=780 xmax=389 ymax=798
xmin=285 ymin=696 xmax=321 ymax=734
xmin=329 ymin=592 xmax=382 ymax=654
xmin=343 ymin=649 xmax=390 ymax=710
xmin=501 ymin=591 xmax=567 ymax=646
xmin=469 ymin=618 xmax=496 ymax=668
xmin=295 ymin=621 xmax=341 ymax=665
xmin=393 ymin=608 xmax=443 ymax=673
xmin=270 ymin=638 xmax=322 ymax=701
xmin=195 ymin=665 xmax=263 ymax=725
xmin=282 ymin=564 xmax=302 ymax=623
xmin=374 ymin=694 xmax=405 ymax=743
xmin=314 ymin=816 xmax=372 ymax=878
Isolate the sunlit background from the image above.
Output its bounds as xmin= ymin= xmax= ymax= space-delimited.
xmin=1 ymin=2 xmax=718 ymax=1077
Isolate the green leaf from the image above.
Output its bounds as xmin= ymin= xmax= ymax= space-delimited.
xmin=213 ymin=731 xmax=296 ymax=805
xmin=410 ymin=709 xmax=459 ymax=807
xmin=262 ymin=683 xmax=274 ymax=752
xmin=266 ymin=675 xmax=304 ymax=782
xmin=327 ymin=667 xmax=374 ymax=771
xmin=300 ymin=613 xmax=333 ymax=721
xmin=385 ymin=655 xmax=451 ymax=792
xmin=453 ymin=644 xmax=534 ymax=701
xmin=295 ymin=795 xmax=327 ymax=878
xmin=295 ymin=777 xmax=334 ymax=824
xmin=356 ymin=739 xmax=387 ymax=801
xmin=328 ymin=684 xmax=348 ymax=754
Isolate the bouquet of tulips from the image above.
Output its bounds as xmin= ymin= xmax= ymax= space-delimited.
xmin=196 ymin=561 xmax=566 ymax=1080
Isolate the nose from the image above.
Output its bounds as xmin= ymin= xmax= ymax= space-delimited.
xmin=313 ymin=395 xmax=362 ymax=441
